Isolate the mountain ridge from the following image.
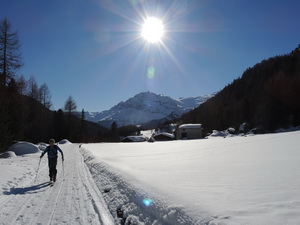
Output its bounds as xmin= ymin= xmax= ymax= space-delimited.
xmin=85 ymin=91 xmax=214 ymax=128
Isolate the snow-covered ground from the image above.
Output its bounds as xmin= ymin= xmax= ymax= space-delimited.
xmin=0 ymin=131 xmax=299 ymax=224
xmin=82 ymin=131 xmax=300 ymax=225
xmin=0 ymin=141 xmax=114 ymax=225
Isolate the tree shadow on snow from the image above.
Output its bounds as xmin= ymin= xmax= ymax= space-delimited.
xmin=3 ymin=182 xmax=49 ymax=195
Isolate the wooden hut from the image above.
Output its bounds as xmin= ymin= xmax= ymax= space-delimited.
xmin=176 ymin=124 xmax=202 ymax=139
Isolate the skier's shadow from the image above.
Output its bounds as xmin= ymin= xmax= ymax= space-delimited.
xmin=3 ymin=182 xmax=49 ymax=195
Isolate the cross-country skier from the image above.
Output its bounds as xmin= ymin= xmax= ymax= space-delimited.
xmin=40 ymin=139 xmax=64 ymax=183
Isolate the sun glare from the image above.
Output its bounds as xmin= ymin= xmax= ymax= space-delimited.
xmin=141 ymin=17 xmax=165 ymax=43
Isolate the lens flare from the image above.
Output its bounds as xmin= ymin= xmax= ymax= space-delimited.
xmin=147 ymin=66 xmax=155 ymax=79
xmin=142 ymin=198 xmax=153 ymax=206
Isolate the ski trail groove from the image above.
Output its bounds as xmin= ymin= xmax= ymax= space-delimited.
xmin=47 ymin=179 xmax=65 ymax=225
xmin=0 ymin=143 xmax=114 ymax=225
xmin=79 ymin=153 xmax=115 ymax=225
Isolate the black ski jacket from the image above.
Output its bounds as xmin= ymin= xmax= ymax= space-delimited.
xmin=42 ymin=145 xmax=64 ymax=159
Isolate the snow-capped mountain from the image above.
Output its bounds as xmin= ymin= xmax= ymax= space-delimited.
xmin=85 ymin=92 xmax=213 ymax=128
xmin=178 ymin=95 xmax=214 ymax=111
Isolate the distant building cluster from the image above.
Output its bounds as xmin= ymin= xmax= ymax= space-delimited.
xmin=121 ymin=123 xmax=203 ymax=143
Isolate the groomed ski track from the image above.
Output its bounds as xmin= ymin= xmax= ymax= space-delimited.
xmin=0 ymin=143 xmax=114 ymax=225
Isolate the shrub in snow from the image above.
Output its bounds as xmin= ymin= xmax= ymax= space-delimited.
xmin=0 ymin=151 xmax=17 ymax=158
xmin=210 ymin=130 xmax=226 ymax=137
xmin=248 ymin=127 xmax=260 ymax=134
xmin=209 ymin=129 xmax=239 ymax=138
xmin=227 ymin=127 xmax=236 ymax=134
xmin=239 ymin=122 xmax=250 ymax=133
xmin=7 ymin=142 xmax=40 ymax=156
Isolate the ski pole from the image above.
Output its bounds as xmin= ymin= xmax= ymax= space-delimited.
xmin=34 ymin=157 xmax=41 ymax=183
xmin=62 ymin=158 xmax=65 ymax=179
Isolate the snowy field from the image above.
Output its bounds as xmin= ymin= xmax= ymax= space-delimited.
xmin=82 ymin=131 xmax=300 ymax=225
xmin=0 ymin=131 xmax=299 ymax=225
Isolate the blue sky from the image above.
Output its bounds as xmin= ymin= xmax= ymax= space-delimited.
xmin=1 ymin=0 xmax=300 ymax=112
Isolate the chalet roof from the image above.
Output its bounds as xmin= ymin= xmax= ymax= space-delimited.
xmin=179 ymin=124 xmax=202 ymax=129
xmin=153 ymin=132 xmax=175 ymax=141
xmin=122 ymin=136 xmax=147 ymax=142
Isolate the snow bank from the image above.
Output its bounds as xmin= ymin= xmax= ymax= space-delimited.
xmin=0 ymin=151 xmax=17 ymax=158
xmin=7 ymin=142 xmax=40 ymax=156
xmin=58 ymin=139 xmax=71 ymax=144
xmin=276 ymin=126 xmax=300 ymax=133
xmin=37 ymin=142 xmax=48 ymax=151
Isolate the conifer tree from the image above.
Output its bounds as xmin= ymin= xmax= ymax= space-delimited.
xmin=27 ymin=75 xmax=39 ymax=100
xmin=64 ymin=95 xmax=77 ymax=115
xmin=64 ymin=95 xmax=77 ymax=139
xmin=0 ymin=18 xmax=23 ymax=87
xmin=17 ymin=75 xmax=27 ymax=95
xmin=39 ymin=83 xmax=52 ymax=109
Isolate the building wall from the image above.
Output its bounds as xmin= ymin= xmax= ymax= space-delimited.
xmin=176 ymin=128 xmax=202 ymax=139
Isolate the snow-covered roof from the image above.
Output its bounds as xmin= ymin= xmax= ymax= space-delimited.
xmin=152 ymin=132 xmax=175 ymax=141
xmin=179 ymin=124 xmax=202 ymax=129
xmin=153 ymin=132 xmax=175 ymax=139
xmin=122 ymin=136 xmax=147 ymax=142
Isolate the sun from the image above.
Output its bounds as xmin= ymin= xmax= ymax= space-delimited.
xmin=141 ymin=17 xmax=165 ymax=44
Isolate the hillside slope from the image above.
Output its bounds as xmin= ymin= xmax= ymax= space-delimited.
xmin=0 ymin=87 xmax=107 ymax=153
xmin=181 ymin=45 xmax=300 ymax=134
